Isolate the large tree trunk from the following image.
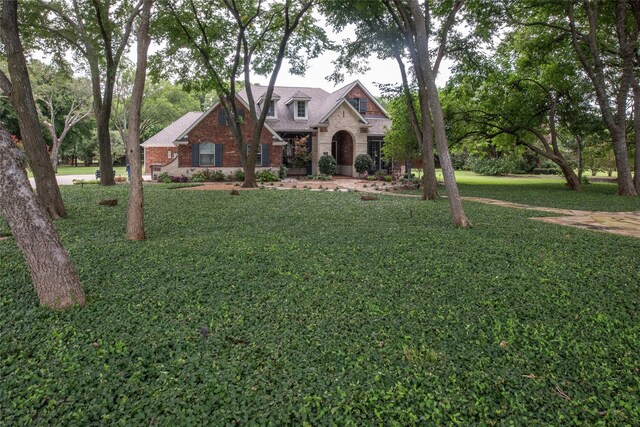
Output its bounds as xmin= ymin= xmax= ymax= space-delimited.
xmin=558 ymin=159 xmax=581 ymax=191
xmin=125 ymin=0 xmax=152 ymax=241
xmin=0 ymin=126 xmax=85 ymax=309
xmin=408 ymin=0 xmax=470 ymax=227
xmin=242 ymin=159 xmax=258 ymax=188
xmin=0 ymin=0 xmax=66 ymax=219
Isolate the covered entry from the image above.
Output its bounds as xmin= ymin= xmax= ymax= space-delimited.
xmin=331 ymin=130 xmax=354 ymax=176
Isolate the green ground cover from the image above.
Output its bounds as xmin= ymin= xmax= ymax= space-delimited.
xmin=1 ymin=185 xmax=639 ymax=424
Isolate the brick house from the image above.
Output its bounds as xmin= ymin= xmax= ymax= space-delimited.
xmin=141 ymin=80 xmax=391 ymax=177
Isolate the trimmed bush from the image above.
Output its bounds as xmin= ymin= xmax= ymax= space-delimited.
xmin=354 ymin=154 xmax=374 ymax=175
xmin=318 ymin=154 xmax=337 ymax=176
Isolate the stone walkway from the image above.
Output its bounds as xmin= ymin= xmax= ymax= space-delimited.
xmin=462 ymin=197 xmax=640 ymax=239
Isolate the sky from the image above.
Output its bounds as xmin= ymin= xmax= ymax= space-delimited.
xmin=249 ymin=16 xmax=452 ymax=97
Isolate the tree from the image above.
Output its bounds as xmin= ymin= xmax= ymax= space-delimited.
xmin=31 ymin=62 xmax=93 ymax=171
xmin=27 ymin=0 xmax=144 ymax=186
xmin=382 ymin=94 xmax=421 ymax=172
xmin=125 ymin=0 xmax=152 ymax=241
xmin=385 ymin=0 xmax=471 ymax=227
xmin=0 ymin=124 xmax=85 ymax=309
xmin=320 ymin=1 xmax=439 ymax=200
xmin=506 ymin=0 xmax=639 ymax=195
xmin=157 ymin=0 xmax=327 ymax=187
xmin=0 ymin=0 xmax=67 ymax=219
xmin=113 ymin=72 xmax=202 ymax=144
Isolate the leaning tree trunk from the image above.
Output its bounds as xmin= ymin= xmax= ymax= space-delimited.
xmin=125 ymin=0 xmax=153 ymax=241
xmin=408 ymin=0 xmax=470 ymax=227
xmin=0 ymin=0 xmax=66 ymax=219
xmin=558 ymin=159 xmax=581 ymax=191
xmin=0 ymin=126 xmax=85 ymax=309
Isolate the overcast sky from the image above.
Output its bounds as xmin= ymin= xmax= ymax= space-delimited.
xmin=250 ymin=17 xmax=452 ymax=97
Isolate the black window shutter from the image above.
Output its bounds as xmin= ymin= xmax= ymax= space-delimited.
xmin=262 ymin=144 xmax=270 ymax=166
xmin=192 ymin=143 xmax=200 ymax=167
xmin=360 ymin=98 xmax=367 ymax=113
xmin=218 ymin=108 xmax=227 ymax=125
xmin=214 ymin=144 xmax=223 ymax=166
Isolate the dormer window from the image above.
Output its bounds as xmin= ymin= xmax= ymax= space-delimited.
xmin=348 ymin=97 xmax=368 ymax=114
xmin=295 ymin=100 xmax=307 ymax=119
xmin=267 ymin=100 xmax=277 ymax=118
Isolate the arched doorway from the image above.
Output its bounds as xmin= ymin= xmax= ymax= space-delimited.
xmin=331 ymin=130 xmax=354 ymax=176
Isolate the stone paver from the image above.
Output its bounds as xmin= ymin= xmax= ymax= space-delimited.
xmin=463 ymin=196 xmax=640 ymax=239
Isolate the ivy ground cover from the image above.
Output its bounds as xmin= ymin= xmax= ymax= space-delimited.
xmin=0 ymin=185 xmax=639 ymax=425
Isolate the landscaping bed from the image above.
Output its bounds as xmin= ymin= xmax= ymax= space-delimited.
xmin=0 ymin=185 xmax=638 ymax=424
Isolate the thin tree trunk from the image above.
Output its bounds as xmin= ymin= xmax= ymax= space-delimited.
xmin=391 ymin=43 xmax=437 ymax=199
xmin=0 ymin=126 xmax=85 ymax=309
xmin=633 ymin=82 xmax=640 ymax=193
xmin=50 ymin=136 xmax=61 ymax=172
xmin=576 ymin=136 xmax=583 ymax=183
xmin=125 ymin=0 xmax=152 ymax=241
xmin=0 ymin=0 xmax=66 ymax=219
xmin=408 ymin=0 xmax=470 ymax=227
xmin=97 ymin=98 xmax=115 ymax=185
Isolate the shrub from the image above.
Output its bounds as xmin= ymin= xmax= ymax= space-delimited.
xmin=384 ymin=175 xmax=393 ymax=182
xmin=318 ymin=154 xmax=337 ymax=176
xmin=256 ymin=169 xmax=278 ymax=182
xmin=171 ymin=175 xmax=189 ymax=183
xmin=468 ymin=156 xmax=511 ymax=176
xmin=367 ymin=176 xmax=376 ymax=181
xmin=305 ymin=174 xmax=332 ymax=181
xmin=354 ymin=154 xmax=374 ymax=175
xmin=191 ymin=169 xmax=225 ymax=182
xmin=532 ymin=168 xmax=560 ymax=175
xmin=278 ymin=165 xmax=288 ymax=179
xmin=156 ymin=172 xmax=172 ymax=183
xmin=233 ymin=169 xmax=245 ymax=181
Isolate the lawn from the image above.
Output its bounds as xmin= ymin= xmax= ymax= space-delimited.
xmin=27 ymin=166 xmax=128 ymax=177
xmin=1 ymin=185 xmax=639 ymax=424
xmin=401 ymin=170 xmax=640 ymax=212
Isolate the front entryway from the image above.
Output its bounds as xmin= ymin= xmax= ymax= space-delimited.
xmin=331 ymin=130 xmax=354 ymax=176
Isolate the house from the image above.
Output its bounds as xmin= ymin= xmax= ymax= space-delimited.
xmin=141 ymin=80 xmax=391 ymax=177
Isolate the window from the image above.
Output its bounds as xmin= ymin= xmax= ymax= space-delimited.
xmin=246 ymin=144 xmax=262 ymax=165
xmin=267 ymin=100 xmax=276 ymax=118
xmin=167 ymin=150 xmax=172 ymax=159
xmin=200 ymin=142 xmax=215 ymax=166
xmin=348 ymin=98 xmax=360 ymax=111
xmin=296 ymin=100 xmax=307 ymax=119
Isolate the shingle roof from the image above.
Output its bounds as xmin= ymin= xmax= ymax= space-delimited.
xmin=141 ymin=112 xmax=201 ymax=147
xmin=238 ymin=81 xmax=390 ymax=133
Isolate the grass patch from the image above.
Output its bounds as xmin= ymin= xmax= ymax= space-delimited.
xmin=27 ymin=166 xmax=128 ymax=177
xmin=399 ymin=171 xmax=640 ymax=212
xmin=1 ymin=186 xmax=639 ymax=424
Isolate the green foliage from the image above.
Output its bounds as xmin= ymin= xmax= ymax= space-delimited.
xmin=278 ymin=165 xmax=288 ymax=180
xmin=381 ymin=95 xmax=420 ymax=164
xmin=305 ymin=175 xmax=332 ymax=181
xmin=233 ymin=169 xmax=245 ymax=182
xmin=190 ymin=169 xmax=225 ymax=182
xmin=0 ymin=185 xmax=638 ymax=424
xmin=468 ymin=156 xmax=512 ymax=176
xmin=155 ymin=172 xmax=172 ymax=183
xmin=318 ymin=154 xmax=336 ymax=176
xmin=354 ymin=154 xmax=374 ymax=174
xmin=255 ymin=169 xmax=278 ymax=182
